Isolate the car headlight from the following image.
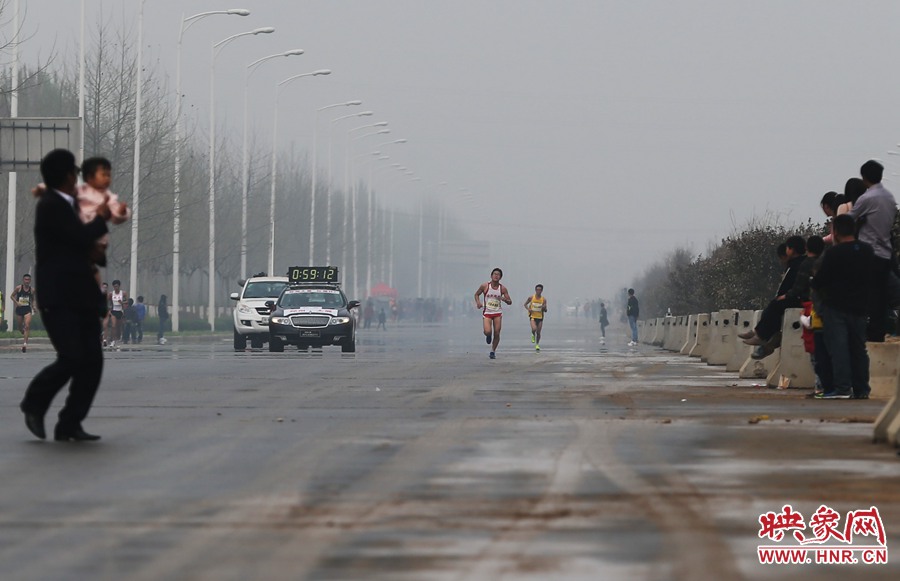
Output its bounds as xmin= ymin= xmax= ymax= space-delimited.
xmin=330 ymin=317 xmax=351 ymax=325
xmin=237 ymin=303 xmax=254 ymax=314
xmin=271 ymin=317 xmax=292 ymax=325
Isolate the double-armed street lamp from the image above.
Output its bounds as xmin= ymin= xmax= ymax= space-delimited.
xmin=326 ymin=111 xmax=377 ymax=264
xmin=172 ymin=7 xmax=249 ymax=332
xmin=366 ymin=139 xmax=407 ymax=296
xmin=208 ymin=26 xmax=275 ymax=331
xmin=268 ymin=69 xmax=332 ymax=275
xmin=310 ymin=101 xmax=363 ymax=264
xmin=241 ymin=49 xmax=305 ymax=280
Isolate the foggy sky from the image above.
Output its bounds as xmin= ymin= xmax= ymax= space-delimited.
xmin=14 ymin=0 xmax=900 ymax=305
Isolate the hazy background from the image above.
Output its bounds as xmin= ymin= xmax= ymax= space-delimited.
xmin=13 ymin=0 xmax=900 ymax=305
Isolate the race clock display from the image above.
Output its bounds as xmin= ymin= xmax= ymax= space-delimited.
xmin=287 ymin=266 xmax=339 ymax=283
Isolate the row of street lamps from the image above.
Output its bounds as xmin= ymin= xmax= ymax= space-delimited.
xmin=171 ymin=7 xmax=419 ymax=330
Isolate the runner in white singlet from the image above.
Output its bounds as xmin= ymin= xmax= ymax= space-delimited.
xmin=474 ymin=268 xmax=512 ymax=359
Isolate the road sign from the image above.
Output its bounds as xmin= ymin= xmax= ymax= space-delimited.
xmin=0 ymin=117 xmax=83 ymax=171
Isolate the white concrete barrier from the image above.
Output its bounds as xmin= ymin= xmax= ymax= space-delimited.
xmin=726 ymin=310 xmax=756 ymax=372
xmin=739 ymin=310 xmax=780 ymax=379
xmin=688 ymin=313 xmax=710 ymax=358
xmin=669 ymin=315 xmax=689 ymax=352
xmin=700 ymin=311 xmax=719 ymax=363
xmin=707 ymin=309 xmax=738 ymax=366
xmin=651 ymin=317 xmax=665 ymax=346
xmin=873 ymin=358 xmax=900 ymax=446
xmin=642 ymin=319 xmax=655 ymax=345
xmin=867 ymin=342 xmax=900 ymax=399
xmin=659 ymin=316 xmax=675 ymax=349
xmin=766 ymin=307 xmax=815 ymax=389
xmin=680 ymin=314 xmax=698 ymax=354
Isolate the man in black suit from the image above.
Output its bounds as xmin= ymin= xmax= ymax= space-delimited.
xmin=20 ymin=149 xmax=110 ymax=442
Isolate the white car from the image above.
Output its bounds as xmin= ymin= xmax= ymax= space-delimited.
xmin=230 ymin=275 xmax=289 ymax=351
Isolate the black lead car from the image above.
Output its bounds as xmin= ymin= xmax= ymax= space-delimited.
xmin=265 ymin=267 xmax=360 ymax=353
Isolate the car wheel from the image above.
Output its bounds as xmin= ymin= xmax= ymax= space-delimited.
xmin=250 ymin=336 xmax=264 ymax=349
xmin=341 ymin=339 xmax=356 ymax=353
xmin=233 ymin=328 xmax=247 ymax=351
xmin=269 ymin=337 xmax=284 ymax=352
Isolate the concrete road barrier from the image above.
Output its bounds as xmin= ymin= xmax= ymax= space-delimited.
xmin=680 ymin=314 xmax=698 ymax=354
xmin=739 ymin=310 xmax=779 ymax=379
xmin=707 ymin=309 xmax=738 ymax=366
xmin=873 ymin=361 xmax=900 ymax=446
xmin=867 ymin=342 xmax=900 ymax=400
xmin=726 ymin=310 xmax=755 ymax=372
xmin=641 ymin=319 xmax=655 ymax=345
xmin=766 ymin=308 xmax=814 ymax=389
xmin=700 ymin=311 xmax=719 ymax=363
xmin=670 ymin=315 xmax=690 ymax=352
xmin=688 ymin=313 xmax=710 ymax=358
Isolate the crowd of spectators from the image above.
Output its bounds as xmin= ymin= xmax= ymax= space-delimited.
xmin=740 ymin=160 xmax=896 ymax=399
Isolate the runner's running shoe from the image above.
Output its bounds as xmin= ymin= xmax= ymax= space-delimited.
xmin=535 ymin=345 xmax=540 ymax=351
xmin=489 ymin=351 xmax=495 ymax=359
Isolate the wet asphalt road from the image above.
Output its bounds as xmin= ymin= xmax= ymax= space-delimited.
xmin=1 ymin=315 xmax=898 ymax=580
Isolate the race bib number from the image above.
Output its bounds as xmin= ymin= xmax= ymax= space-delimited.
xmin=486 ymin=298 xmax=501 ymax=310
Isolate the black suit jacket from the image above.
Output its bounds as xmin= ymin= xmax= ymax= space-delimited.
xmin=34 ymin=190 xmax=108 ymax=312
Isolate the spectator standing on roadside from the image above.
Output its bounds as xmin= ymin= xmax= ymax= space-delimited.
xmin=810 ymin=214 xmax=873 ymax=399
xmin=157 ymin=294 xmax=169 ymax=345
xmin=626 ymin=289 xmax=639 ymax=346
xmin=122 ymin=298 xmax=136 ymax=344
xmin=133 ymin=295 xmax=147 ymax=344
xmin=848 ymin=160 xmax=897 ymax=342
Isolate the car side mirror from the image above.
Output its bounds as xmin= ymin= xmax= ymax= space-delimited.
xmin=265 ymin=300 xmax=276 ymax=310
xmin=348 ymin=300 xmax=361 ymax=310
xmin=230 ymin=292 xmax=239 ymax=300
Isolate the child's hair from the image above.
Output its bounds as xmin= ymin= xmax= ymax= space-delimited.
xmin=82 ymin=157 xmax=112 ymax=180
xmin=127 ymin=298 xmax=134 ymax=305
xmin=137 ymin=296 xmax=144 ymax=302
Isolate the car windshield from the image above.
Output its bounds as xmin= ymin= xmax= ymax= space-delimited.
xmin=280 ymin=290 xmax=345 ymax=309
xmin=243 ymin=281 xmax=288 ymax=299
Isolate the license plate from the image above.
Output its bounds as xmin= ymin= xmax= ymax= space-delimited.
xmin=260 ymin=316 xmax=269 ymax=325
xmin=299 ymin=330 xmax=320 ymax=338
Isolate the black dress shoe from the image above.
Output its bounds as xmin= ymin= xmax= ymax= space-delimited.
xmin=54 ymin=427 xmax=101 ymax=442
xmin=23 ymin=411 xmax=46 ymax=440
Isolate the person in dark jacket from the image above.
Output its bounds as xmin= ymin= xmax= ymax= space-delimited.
xmin=741 ymin=236 xmax=808 ymax=348
xmin=626 ymin=289 xmax=639 ymax=346
xmin=157 ymin=294 xmax=169 ymax=345
xmin=810 ymin=214 xmax=873 ymax=399
xmin=20 ymin=149 xmax=110 ymax=442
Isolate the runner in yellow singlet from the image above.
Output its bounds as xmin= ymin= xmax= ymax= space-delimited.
xmin=523 ymin=284 xmax=548 ymax=351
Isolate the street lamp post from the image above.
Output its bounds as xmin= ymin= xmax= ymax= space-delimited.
xmin=173 ymin=7 xmax=249 ymax=333
xmin=269 ymin=69 xmax=332 ymax=275
xmin=325 ymin=109 xmax=373 ymax=264
xmin=367 ymin=140 xmax=407 ymax=295
xmin=241 ymin=49 xmax=305 ymax=280
xmin=209 ymin=26 xmax=275 ymax=331
xmin=129 ymin=0 xmax=146 ymax=299
xmin=311 ymin=101 xmax=363 ymax=265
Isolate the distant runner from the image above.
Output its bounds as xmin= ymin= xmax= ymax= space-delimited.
xmin=475 ymin=268 xmax=512 ymax=359
xmin=523 ymin=284 xmax=548 ymax=351
xmin=11 ymin=274 xmax=36 ymax=353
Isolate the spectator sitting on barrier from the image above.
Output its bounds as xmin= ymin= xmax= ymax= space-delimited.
xmin=740 ymin=236 xmax=809 ymax=353
xmin=749 ymin=235 xmax=824 ymax=360
xmin=848 ymin=161 xmax=896 ymax=342
xmin=810 ymin=214 xmax=873 ymax=399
